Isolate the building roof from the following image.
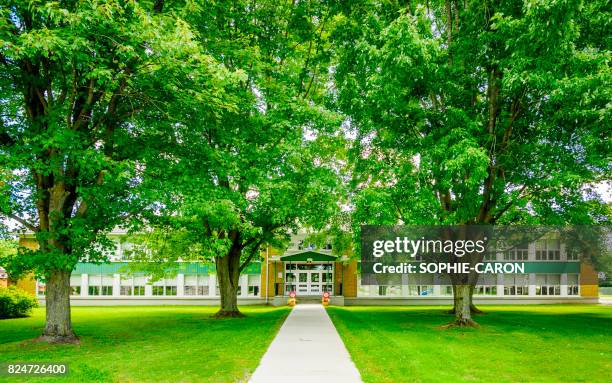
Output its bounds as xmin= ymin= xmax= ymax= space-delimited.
xmin=279 ymin=250 xmax=337 ymax=262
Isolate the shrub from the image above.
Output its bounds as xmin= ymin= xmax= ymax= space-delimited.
xmin=0 ymin=286 xmax=38 ymax=319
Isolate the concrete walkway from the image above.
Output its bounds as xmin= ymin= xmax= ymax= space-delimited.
xmin=249 ymin=304 xmax=363 ymax=383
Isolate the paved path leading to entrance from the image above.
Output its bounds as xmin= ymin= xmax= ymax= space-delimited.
xmin=249 ymin=304 xmax=362 ymax=383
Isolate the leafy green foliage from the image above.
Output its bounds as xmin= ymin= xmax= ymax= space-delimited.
xmin=332 ymin=0 xmax=610 ymax=234
xmin=0 ymin=286 xmax=38 ymax=319
xmin=0 ymin=1 xmax=235 ymax=278
xmin=135 ymin=0 xmax=347 ymax=274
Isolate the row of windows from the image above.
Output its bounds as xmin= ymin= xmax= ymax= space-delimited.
xmin=39 ymin=274 xmax=260 ymax=297
xmin=486 ymin=239 xmax=579 ymax=261
xmin=357 ymin=274 xmax=580 ymax=297
xmin=358 ymin=284 xmax=580 ymax=297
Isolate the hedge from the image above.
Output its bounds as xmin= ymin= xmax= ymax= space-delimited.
xmin=0 ymin=286 xmax=38 ymax=319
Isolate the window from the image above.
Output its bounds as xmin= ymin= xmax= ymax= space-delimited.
xmin=566 ymin=251 xmax=579 ymax=261
xmin=567 ymin=274 xmax=579 ymax=296
xmin=70 ymin=275 xmax=81 ymax=296
xmin=88 ymin=275 xmax=113 ymax=296
xmin=438 ymin=275 xmax=452 ymax=296
xmin=184 ymin=276 xmax=196 ymax=296
xmin=184 ymin=285 xmax=196 ymax=295
xmin=504 ymin=274 xmax=529 ymax=296
xmin=535 ymin=274 xmax=561 ymax=295
xmin=119 ymin=242 xmax=147 ymax=261
xmin=165 ymin=285 xmax=177 ymax=296
xmin=536 ymin=239 xmax=561 ymax=260
xmin=120 ymin=286 xmax=132 ymax=295
xmin=184 ymin=275 xmax=210 ymax=296
xmin=285 ymin=272 xmax=296 ymax=282
xmin=377 ymin=285 xmax=402 ymax=296
xmin=247 ymin=275 xmax=260 ymax=296
xmin=322 ymin=272 xmax=333 ymax=293
xmin=101 ymin=276 xmax=113 ymax=296
xmin=152 ymin=286 xmax=164 ymax=296
xmin=134 ymin=286 xmax=145 ymax=296
xmin=406 ymin=285 xmax=434 ymax=296
xmin=504 ymin=243 xmax=528 ymax=261
xmin=297 ymin=264 xmax=332 ymax=270
xmin=101 ymin=285 xmax=113 ymax=296
xmin=37 ymin=283 xmax=46 ymax=296
xmin=120 ymin=276 xmax=132 ymax=296
xmin=474 ymin=285 xmax=497 ymax=295
xmin=285 ymin=284 xmax=296 ymax=295
xmin=89 ymin=275 xmax=100 ymax=296
xmin=441 ymin=285 xmax=453 ymax=296
xmin=198 ymin=285 xmax=209 ymax=295
xmin=407 ymin=274 xmax=434 ymax=296
xmin=298 ymin=241 xmax=315 ymax=250
xmin=475 ymin=274 xmax=497 ymax=295
xmin=356 ymin=279 xmax=400 ymax=297
xmin=120 ymin=276 xmax=147 ymax=296
xmin=153 ymin=278 xmax=177 ymax=296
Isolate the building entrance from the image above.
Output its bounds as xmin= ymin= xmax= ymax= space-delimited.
xmin=284 ymin=263 xmax=334 ymax=296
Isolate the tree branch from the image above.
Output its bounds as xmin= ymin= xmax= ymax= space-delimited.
xmin=239 ymin=238 xmax=265 ymax=273
xmin=2 ymin=213 xmax=39 ymax=232
xmin=490 ymin=184 xmax=529 ymax=223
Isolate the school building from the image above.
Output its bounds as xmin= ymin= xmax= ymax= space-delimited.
xmin=14 ymin=230 xmax=600 ymax=305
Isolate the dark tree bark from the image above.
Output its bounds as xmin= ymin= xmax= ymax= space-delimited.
xmin=38 ymin=269 xmax=78 ymax=343
xmin=444 ymin=227 xmax=484 ymax=327
xmin=153 ymin=0 xmax=164 ymax=13
xmin=213 ymin=237 xmax=244 ymax=318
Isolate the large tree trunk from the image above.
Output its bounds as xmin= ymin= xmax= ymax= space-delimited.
xmin=213 ymin=244 xmax=244 ymax=318
xmin=39 ymin=269 xmax=78 ymax=343
xmin=447 ymin=284 xmax=479 ymax=327
xmin=448 ymin=283 xmax=483 ymax=315
xmin=453 ymin=285 xmax=474 ymax=325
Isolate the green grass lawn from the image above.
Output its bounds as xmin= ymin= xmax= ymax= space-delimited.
xmin=328 ymin=305 xmax=611 ymax=383
xmin=0 ymin=306 xmax=289 ymax=383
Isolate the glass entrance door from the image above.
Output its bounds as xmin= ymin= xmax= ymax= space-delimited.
xmin=284 ymin=263 xmax=334 ymax=296
xmin=297 ymin=272 xmax=309 ymax=295
xmin=309 ymin=272 xmax=321 ymax=294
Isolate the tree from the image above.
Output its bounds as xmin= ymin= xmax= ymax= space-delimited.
xmin=0 ymin=0 xmax=233 ymax=342
xmin=332 ymin=0 xmax=610 ymax=326
xmin=133 ymin=74 xmax=344 ymax=317
xmin=130 ymin=0 xmax=346 ymax=317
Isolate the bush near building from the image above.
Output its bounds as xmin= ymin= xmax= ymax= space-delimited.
xmin=0 ymin=286 xmax=38 ymax=319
